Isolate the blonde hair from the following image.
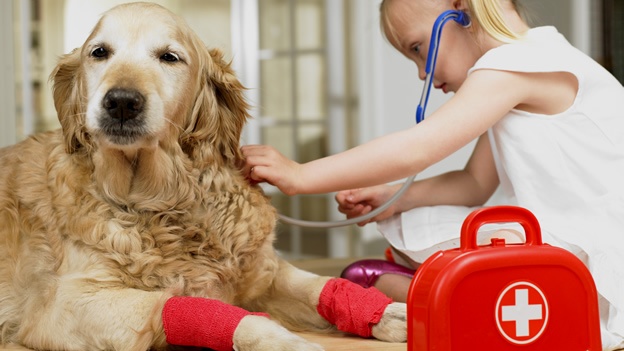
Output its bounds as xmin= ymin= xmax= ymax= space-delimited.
xmin=466 ymin=0 xmax=523 ymax=42
xmin=380 ymin=0 xmax=525 ymax=45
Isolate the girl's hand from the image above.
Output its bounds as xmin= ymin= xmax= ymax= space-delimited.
xmin=241 ymin=145 xmax=303 ymax=195
xmin=334 ymin=185 xmax=400 ymax=226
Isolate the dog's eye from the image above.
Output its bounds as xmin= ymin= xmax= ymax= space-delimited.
xmin=91 ymin=47 xmax=109 ymax=59
xmin=160 ymin=52 xmax=179 ymax=63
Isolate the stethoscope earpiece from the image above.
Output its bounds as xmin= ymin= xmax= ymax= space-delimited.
xmin=455 ymin=10 xmax=471 ymax=28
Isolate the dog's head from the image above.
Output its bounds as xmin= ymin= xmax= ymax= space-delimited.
xmin=51 ymin=2 xmax=248 ymax=166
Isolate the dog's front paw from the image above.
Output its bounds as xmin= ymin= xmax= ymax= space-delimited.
xmin=371 ymin=302 xmax=407 ymax=342
xmin=233 ymin=315 xmax=324 ymax=351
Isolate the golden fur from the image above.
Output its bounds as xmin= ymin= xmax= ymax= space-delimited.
xmin=0 ymin=3 xmax=406 ymax=350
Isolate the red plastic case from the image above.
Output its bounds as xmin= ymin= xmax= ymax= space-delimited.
xmin=407 ymin=206 xmax=601 ymax=350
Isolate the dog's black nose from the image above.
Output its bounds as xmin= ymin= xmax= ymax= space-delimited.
xmin=102 ymin=88 xmax=145 ymax=120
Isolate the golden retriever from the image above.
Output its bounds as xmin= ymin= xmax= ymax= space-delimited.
xmin=0 ymin=2 xmax=406 ymax=350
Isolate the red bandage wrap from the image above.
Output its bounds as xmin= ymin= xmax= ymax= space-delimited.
xmin=316 ymin=278 xmax=393 ymax=338
xmin=162 ymin=296 xmax=269 ymax=351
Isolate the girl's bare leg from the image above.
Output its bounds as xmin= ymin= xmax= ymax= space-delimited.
xmin=374 ymin=249 xmax=419 ymax=302
xmin=373 ymin=274 xmax=412 ymax=302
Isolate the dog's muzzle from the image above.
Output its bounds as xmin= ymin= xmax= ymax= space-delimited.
xmin=99 ymin=88 xmax=148 ymax=144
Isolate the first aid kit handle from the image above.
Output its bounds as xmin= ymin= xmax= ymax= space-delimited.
xmin=460 ymin=206 xmax=542 ymax=250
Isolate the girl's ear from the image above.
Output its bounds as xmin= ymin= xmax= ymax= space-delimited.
xmin=450 ymin=0 xmax=472 ymax=28
xmin=452 ymin=0 xmax=469 ymax=11
xmin=50 ymin=48 xmax=92 ymax=154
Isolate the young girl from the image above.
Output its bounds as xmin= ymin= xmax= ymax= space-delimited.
xmin=242 ymin=0 xmax=624 ymax=348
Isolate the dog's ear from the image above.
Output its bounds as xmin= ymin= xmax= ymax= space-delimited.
xmin=181 ymin=47 xmax=250 ymax=167
xmin=50 ymin=48 xmax=91 ymax=154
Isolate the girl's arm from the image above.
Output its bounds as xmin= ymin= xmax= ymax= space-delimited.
xmin=391 ymin=133 xmax=499 ymax=211
xmin=242 ymin=69 xmax=530 ymax=195
xmin=336 ymin=134 xmax=498 ymax=225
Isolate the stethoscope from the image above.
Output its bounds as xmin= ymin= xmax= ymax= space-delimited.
xmin=416 ymin=10 xmax=470 ymax=123
xmin=277 ymin=10 xmax=471 ymax=228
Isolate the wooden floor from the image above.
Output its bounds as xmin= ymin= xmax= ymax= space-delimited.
xmin=297 ymin=331 xmax=406 ymax=350
xmin=0 ymin=332 xmax=406 ymax=351
xmin=0 ymin=336 xmax=406 ymax=351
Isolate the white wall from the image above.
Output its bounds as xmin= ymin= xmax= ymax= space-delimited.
xmin=0 ymin=0 xmax=16 ymax=149
xmin=520 ymin=0 xmax=592 ymax=55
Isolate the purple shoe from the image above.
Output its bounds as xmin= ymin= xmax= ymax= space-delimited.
xmin=340 ymin=259 xmax=416 ymax=289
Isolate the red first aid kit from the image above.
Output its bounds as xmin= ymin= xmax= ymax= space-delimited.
xmin=407 ymin=206 xmax=601 ymax=350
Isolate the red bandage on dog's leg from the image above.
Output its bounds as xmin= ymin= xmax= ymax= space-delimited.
xmin=162 ymin=296 xmax=269 ymax=351
xmin=316 ymin=278 xmax=393 ymax=338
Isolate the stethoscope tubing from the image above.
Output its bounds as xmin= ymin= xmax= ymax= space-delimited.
xmin=277 ymin=174 xmax=417 ymax=228
xmin=416 ymin=10 xmax=470 ymax=123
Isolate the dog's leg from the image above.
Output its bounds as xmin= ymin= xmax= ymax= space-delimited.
xmin=243 ymin=260 xmax=333 ymax=332
xmin=25 ymin=281 xmax=324 ymax=351
xmin=160 ymin=295 xmax=323 ymax=351
xmin=17 ymin=279 xmax=167 ymax=351
xmin=232 ymin=315 xmax=324 ymax=351
xmin=249 ymin=260 xmax=407 ymax=343
xmin=370 ymin=299 xmax=408 ymax=342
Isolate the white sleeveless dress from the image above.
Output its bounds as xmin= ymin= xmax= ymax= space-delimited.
xmin=378 ymin=26 xmax=624 ymax=349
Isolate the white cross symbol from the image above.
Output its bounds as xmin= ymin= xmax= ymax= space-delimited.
xmin=501 ymin=288 xmax=543 ymax=337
